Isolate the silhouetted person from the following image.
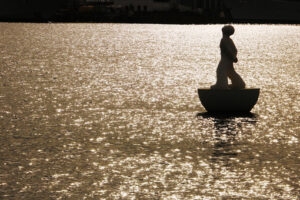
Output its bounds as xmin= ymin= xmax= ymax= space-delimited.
xmin=211 ymin=25 xmax=245 ymax=90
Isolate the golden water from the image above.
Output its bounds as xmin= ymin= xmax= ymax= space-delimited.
xmin=0 ymin=23 xmax=299 ymax=199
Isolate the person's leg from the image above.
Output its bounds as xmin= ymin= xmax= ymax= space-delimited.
xmin=211 ymin=62 xmax=229 ymax=89
xmin=227 ymin=66 xmax=246 ymax=89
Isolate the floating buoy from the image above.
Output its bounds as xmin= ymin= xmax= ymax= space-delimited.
xmin=198 ymin=88 xmax=260 ymax=112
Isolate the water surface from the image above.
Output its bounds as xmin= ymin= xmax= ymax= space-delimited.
xmin=0 ymin=23 xmax=299 ymax=199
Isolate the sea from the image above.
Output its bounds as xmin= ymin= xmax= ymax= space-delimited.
xmin=0 ymin=23 xmax=299 ymax=199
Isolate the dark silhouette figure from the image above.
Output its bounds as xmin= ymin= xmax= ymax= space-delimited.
xmin=211 ymin=25 xmax=246 ymax=90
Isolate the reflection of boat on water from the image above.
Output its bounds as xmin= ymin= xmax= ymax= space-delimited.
xmin=198 ymin=88 xmax=260 ymax=113
xmin=225 ymin=0 xmax=300 ymax=23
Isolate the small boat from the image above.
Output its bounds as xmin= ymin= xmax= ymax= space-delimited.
xmin=198 ymin=88 xmax=260 ymax=112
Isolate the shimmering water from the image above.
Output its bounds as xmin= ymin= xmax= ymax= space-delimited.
xmin=0 ymin=23 xmax=299 ymax=199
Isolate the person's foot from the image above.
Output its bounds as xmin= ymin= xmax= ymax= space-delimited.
xmin=211 ymin=84 xmax=229 ymax=90
xmin=229 ymin=84 xmax=245 ymax=89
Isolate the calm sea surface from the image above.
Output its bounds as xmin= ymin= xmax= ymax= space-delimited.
xmin=0 ymin=23 xmax=299 ymax=199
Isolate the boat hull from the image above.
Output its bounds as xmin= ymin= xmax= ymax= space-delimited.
xmin=198 ymin=88 xmax=260 ymax=112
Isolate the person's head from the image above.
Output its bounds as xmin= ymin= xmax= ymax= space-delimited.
xmin=222 ymin=25 xmax=235 ymax=37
